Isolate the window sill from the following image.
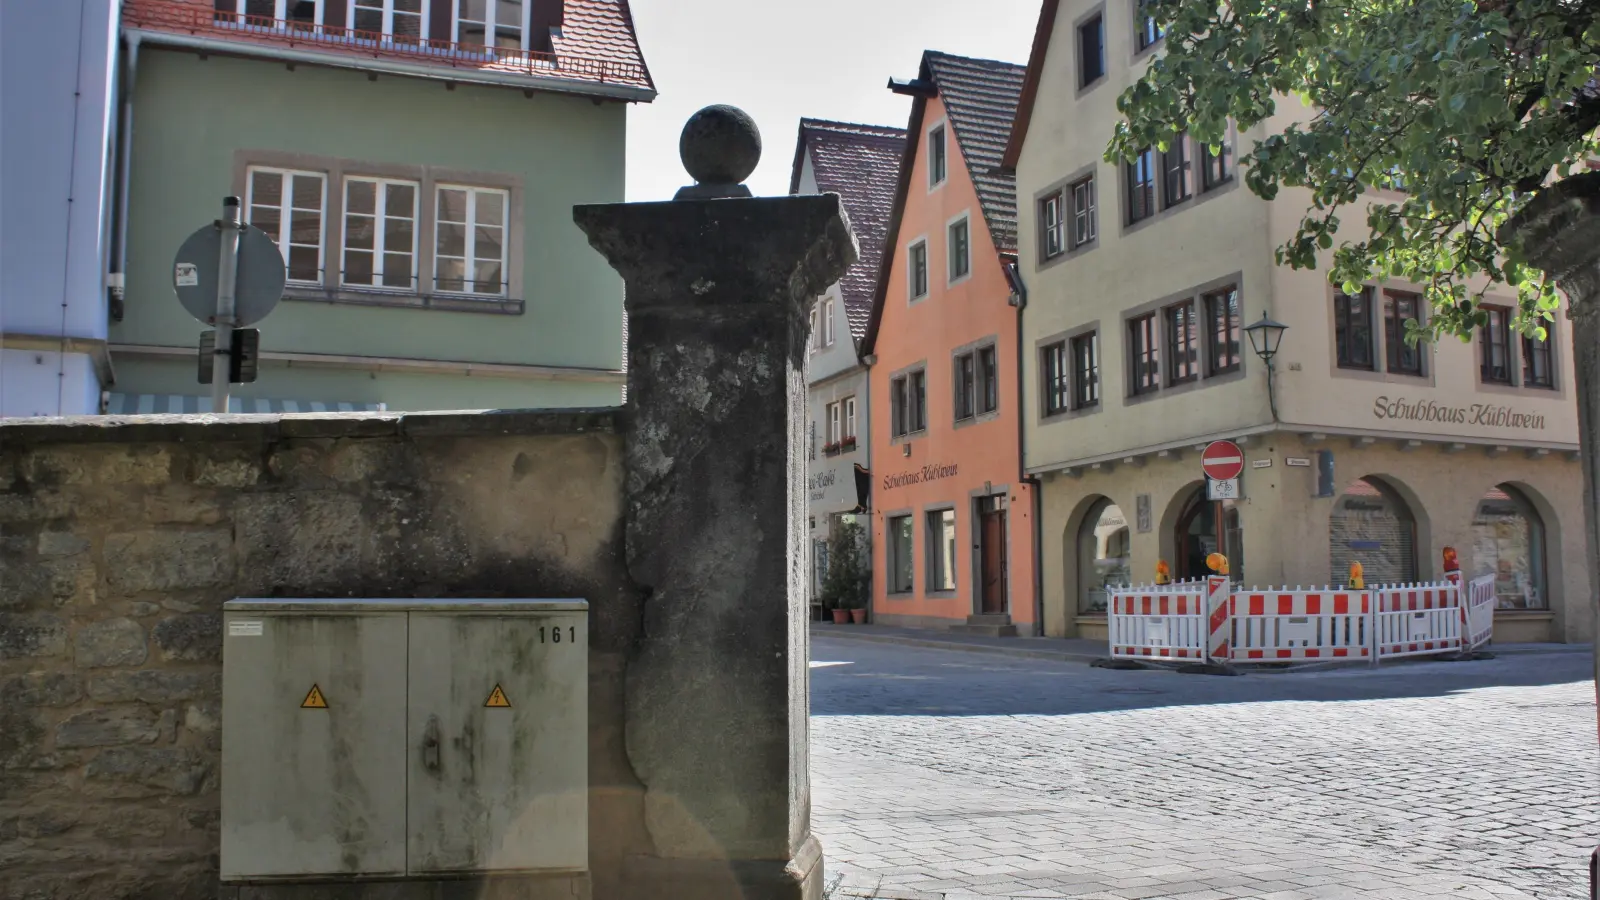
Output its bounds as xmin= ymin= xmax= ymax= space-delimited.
xmin=1041 ymin=402 xmax=1100 ymax=426
xmin=953 ymin=409 xmax=1003 ymax=431
xmin=1036 ymin=238 xmax=1098 ymax=273
xmin=925 ymin=590 xmax=959 ymax=600
xmin=889 ymin=428 xmax=928 ymax=445
xmin=284 ymin=285 xmax=523 ymax=315
xmin=885 ymin=590 xmax=916 ymax=599
xmin=1494 ymin=608 xmax=1553 ymax=618
xmin=1076 ymin=74 xmax=1107 ymax=98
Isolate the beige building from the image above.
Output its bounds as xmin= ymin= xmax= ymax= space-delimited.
xmin=1002 ymin=0 xmax=1590 ymax=643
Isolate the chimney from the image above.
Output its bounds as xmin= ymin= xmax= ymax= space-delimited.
xmin=530 ymin=0 xmax=564 ymax=54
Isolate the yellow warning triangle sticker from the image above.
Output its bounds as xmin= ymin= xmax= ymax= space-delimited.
xmin=300 ymin=684 xmax=328 ymax=709
xmin=484 ymin=684 xmax=511 ymax=708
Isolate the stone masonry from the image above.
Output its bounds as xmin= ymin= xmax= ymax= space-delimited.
xmin=0 ymin=412 xmax=646 ymax=900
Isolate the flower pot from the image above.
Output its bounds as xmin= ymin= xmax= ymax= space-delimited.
xmin=831 ymin=609 xmax=850 ymax=624
xmin=850 ymin=608 xmax=867 ymax=624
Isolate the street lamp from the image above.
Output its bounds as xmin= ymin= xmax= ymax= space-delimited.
xmin=1244 ymin=312 xmax=1288 ymax=421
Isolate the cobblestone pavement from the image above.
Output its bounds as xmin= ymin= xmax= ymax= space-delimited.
xmin=811 ymin=638 xmax=1598 ymax=900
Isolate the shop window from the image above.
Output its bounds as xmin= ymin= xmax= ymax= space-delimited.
xmin=1329 ymin=477 xmax=1416 ymax=586
xmin=926 ymin=509 xmax=957 ymax=592
xmin=1078 ymin=499 xmax=1130 ymax=614
xmin=1472 ymin=485 xmax=1547 ymax=610
xmin=888 ymin=515 xmax=914 ymax=594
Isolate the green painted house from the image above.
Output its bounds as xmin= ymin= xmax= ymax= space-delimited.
xmin=110 ymin=0 xmax=653 ymax=412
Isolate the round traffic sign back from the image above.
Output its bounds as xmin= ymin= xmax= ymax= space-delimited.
xmin=172 ymin=222 xmax=286 ymax=327
xmin=1202 ymin=440 xmax=1245 ymax=481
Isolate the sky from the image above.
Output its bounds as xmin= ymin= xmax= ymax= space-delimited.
xmin=623 ymin=0 xmax=1042 ymax=202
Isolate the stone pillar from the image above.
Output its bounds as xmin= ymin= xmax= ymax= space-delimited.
xmin=573 ymin=106 xmax=856 ymax=900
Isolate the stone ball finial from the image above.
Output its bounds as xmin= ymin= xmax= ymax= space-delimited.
xmin=675 ymin=105 xmax=760 ymax=200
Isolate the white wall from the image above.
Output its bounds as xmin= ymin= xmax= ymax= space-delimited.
xmin=0 ymin=349 xmax=100 ymax=418
xmin=1 ymin=0 xmax=119 ymax=415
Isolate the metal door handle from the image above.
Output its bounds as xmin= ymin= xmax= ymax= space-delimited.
xmin=422 ymin=715 xmax=441 ymax=773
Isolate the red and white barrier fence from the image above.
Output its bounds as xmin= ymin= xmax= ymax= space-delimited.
xmin=1108 ymin=575 xmax=1494 ymax=667
xmin=1230 ymin=587 xmax=1372 ymax=661
xmin=1462 ymin=573 xmax=1496 ymax=651
xmin=1107 ymin=581 xmax=1208 ymax=662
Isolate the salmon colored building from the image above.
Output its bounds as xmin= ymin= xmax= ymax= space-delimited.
xmin=861 ymin=51 xmax=1036 ymax=635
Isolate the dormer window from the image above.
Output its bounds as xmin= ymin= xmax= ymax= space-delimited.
xmin=216 ymin=0 xmax=323 ymax=27
xmin=351 ymin=0 xmax=423 ymax=40
xmin=458 ymin=0 xmax=527 ymax=51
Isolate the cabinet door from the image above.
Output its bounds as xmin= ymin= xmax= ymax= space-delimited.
xmin=221 ymin=611 xmax=409 ymax=879
xmin=406 ymin=612 xmax=588 ymax=874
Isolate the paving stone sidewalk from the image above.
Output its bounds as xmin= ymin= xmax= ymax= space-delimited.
xmin=810 ymin=637 xmax=1598 ymax=900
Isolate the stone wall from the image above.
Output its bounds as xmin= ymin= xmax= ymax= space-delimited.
xmin=0 ymin=411 xmax=651 ymax=900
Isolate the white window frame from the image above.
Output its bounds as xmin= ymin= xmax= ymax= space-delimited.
xmin=828 ymin=402 xmax=842 ymax=444
xmin=1072 ymin=176 xmax=1098 ymax=248
xmin=907 ymin=237 xmax=930 ymax=302
xmin=225 ymin=0 xmax=324 ymax=25
xmin=341 ymin=175 xmax=420 ymax=292
xmin=927 ymin=120 xmax=948 ymax=190
xmin=947 ymin=212 xmax=972 ymax=286
xmin=823 ymin=299 xmax=836 ymax=347
xmin=434 ymin=184 xmax=510 ymax=297
xmin=454 ymin=0 xmax=530 ymax=51
xmin=245 ymin=165 xmax=327 ymax=286
xmin=1041 ymin=192 xmax=1065 ymax=259
xmin=843 ymin=396 xmax=856 ymax=440
xmin=348 ymin=0 xmax=428 ymax=39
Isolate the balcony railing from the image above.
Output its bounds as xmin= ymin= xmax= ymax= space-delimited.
xmin=123 ymin=0 xmax=651 ymax=89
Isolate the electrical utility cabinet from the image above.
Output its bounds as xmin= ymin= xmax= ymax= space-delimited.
xmin=219 ymin=598 xmax=588 ymax=886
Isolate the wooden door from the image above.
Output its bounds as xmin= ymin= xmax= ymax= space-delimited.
xmin=979 ymin=503 xmax=1007 ymax=614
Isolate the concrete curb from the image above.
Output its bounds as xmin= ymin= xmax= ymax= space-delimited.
xmin=811 ymin=625 xmax=1591 ymax=670
xmin=810 ymin=626 xmax=1107 ymax=665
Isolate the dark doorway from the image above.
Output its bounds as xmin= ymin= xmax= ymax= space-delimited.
xmin=1174 ymin=488 xmax=1241 ymax=582
xmin=978 ymin=496 xmax=1008 ymax=613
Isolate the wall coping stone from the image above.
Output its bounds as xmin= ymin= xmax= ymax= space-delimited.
xmin=0 ymin=408 xmax=620 ymax=447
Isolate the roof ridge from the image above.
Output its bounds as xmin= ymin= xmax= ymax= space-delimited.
xmin=800 ymin=117 xmax=907 ymax=135
xmin=923 ymin=48 xmax=1030 ymax=72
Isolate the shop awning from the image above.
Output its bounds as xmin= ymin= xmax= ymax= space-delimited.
xmin=106 ymin=393 xmax=386 ymax=415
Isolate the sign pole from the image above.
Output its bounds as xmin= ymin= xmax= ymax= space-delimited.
xmin=210 ymin=196 xmax=242 ymax=414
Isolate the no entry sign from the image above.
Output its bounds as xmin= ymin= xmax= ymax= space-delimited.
xmin=1202 ymin=440 xmax=1245 ymax=481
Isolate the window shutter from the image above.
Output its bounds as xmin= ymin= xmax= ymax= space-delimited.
xmin=430 ymin=0 xmax=452 ymax=41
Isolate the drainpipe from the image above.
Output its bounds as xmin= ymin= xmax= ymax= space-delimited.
xmin=108 ymin=32 xmax=139 ymax=322
xmin=1006 ymin=261 xmax=1045 ymax=637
